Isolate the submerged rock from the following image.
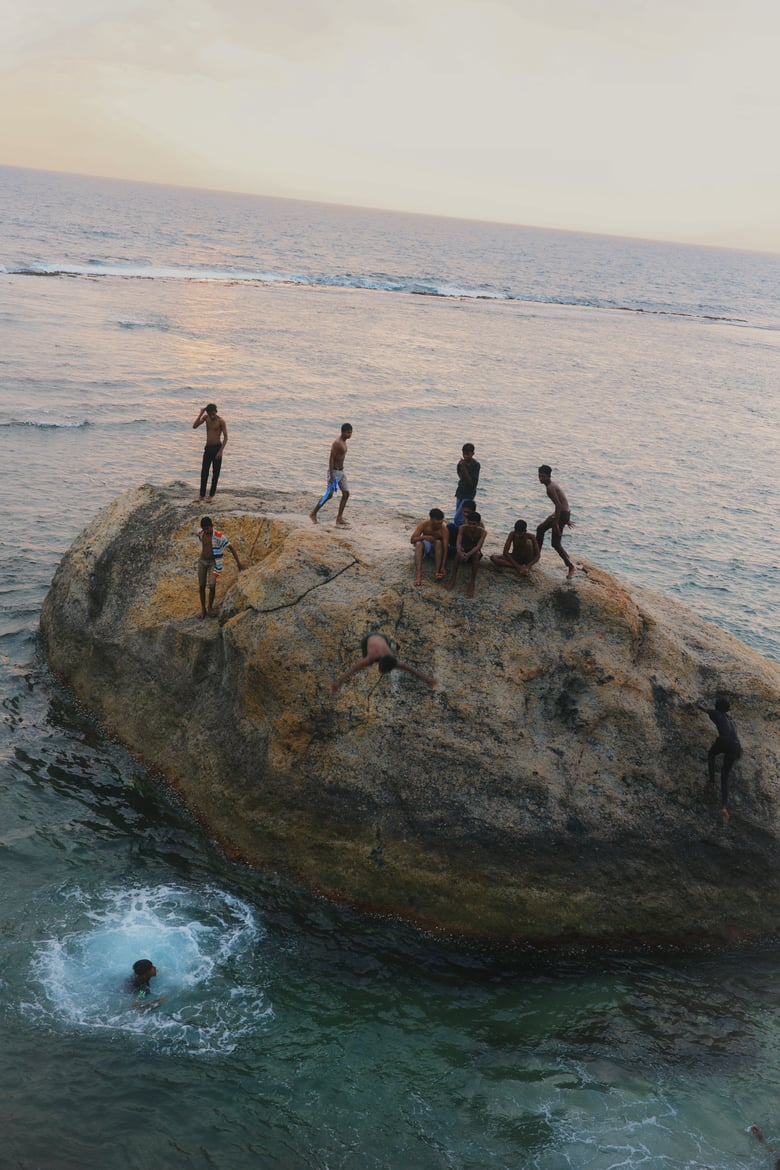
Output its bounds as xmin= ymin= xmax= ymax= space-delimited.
xmin=41 ymin=483 xmax=780 ymax=949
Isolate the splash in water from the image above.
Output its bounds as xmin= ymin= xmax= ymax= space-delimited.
xmin=25 ymin=884 xmax=272 ymax=1054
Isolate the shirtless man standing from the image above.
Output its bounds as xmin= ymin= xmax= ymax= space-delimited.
xmin=536 ymin=465 xmax=576 ymax=578
xmin=193 ymin=404 xmax=228 ymax=501
xmin=490 ymin=519 xmax=540 ymax=579
xmin=309 ymin=423 xmax=353 ymax=526
xmin=446 ymin=511 xmax=487 ymax=598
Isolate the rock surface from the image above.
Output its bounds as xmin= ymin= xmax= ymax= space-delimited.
xmin=40 ymin=483 xmax=780 ymax=949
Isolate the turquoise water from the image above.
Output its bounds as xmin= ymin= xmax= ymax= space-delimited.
xmin=2 ymin=167 xmax=780 ymax=1168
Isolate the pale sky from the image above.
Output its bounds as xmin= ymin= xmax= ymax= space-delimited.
xmin=2 ymin=0 xmax=779 ymax=251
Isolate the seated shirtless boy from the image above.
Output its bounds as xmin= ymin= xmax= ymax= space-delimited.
xmin=410 ymin=508 xmax=448 ymax=584
xmin=446 ymin=512 xmax=486 ymax=598
xmin=490 ymin=519 xmax=540 ymax=579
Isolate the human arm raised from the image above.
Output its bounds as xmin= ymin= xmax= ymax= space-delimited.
xmin=396 ymin=661 xmax=438 ymax=688
xmin=331 ymin=657 xmax=373 ymax=692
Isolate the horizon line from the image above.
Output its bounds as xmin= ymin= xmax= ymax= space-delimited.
xmin=2 ymin=161 xmax=778 ymax=261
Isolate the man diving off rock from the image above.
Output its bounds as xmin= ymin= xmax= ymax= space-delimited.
xmin=332 ymin=632 xmax=437 ymax=692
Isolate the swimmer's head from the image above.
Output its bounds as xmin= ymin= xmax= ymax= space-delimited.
xmin=538 ymin=464 xmax=552 ymax=482
xmin=200 ymin=516 xmax=213 ymax=531
xmin=205 ymin=404 xmax=218 ymax=416
xmin=462 ymin=443 xmax=475 ymax=457
xmin=341 ymin=423 xmax=353 ymax=437
xmin=514 ymin=519 xmax=528 ymax=533
xmin=378 ymin=655 xmax=397 ymax=674
xmin=715 ymin=698 xmax=731 ymax=713
xmin=462 ymin=499 xmax=476 ymax=514
xmin=467 ymin=512 xmax=482 ymax=525
xmin=133 ymin=959 xmax=155 ymax=978
xmin=429 ymin=508 xmax=444 ymax=520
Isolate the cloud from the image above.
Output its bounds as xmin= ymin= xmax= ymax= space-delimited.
xmin=2 ymin=0 xmax=779 ymax=249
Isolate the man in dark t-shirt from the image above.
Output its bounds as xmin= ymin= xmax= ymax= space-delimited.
xmin=454 ymin=444 xmax=480 ymax=526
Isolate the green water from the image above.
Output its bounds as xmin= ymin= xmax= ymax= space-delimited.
xmin=1 ymin=630 xmax=779 ymax=1170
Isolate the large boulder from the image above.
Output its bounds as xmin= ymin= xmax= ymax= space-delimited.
xmin=40 ymin=483 xmax=780 ymax=948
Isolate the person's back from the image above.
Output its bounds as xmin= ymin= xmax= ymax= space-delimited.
xmin=708 ymin=705 xmax=740 ymax=746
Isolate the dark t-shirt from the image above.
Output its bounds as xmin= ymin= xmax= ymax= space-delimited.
xmin=455 ymin=458 xmax=480 ymax=499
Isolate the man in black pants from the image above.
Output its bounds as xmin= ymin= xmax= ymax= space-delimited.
xmin=193 ymin=403 xmax=228 ymax=500
xmin=698 ymin=698 xmax=742 ymax=823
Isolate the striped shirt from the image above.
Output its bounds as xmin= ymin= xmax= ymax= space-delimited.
xmin=197 ymin=529 xmax=231 ymax=573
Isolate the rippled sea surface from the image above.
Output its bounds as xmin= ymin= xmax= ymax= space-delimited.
xmin=1 ymin=166 xmax=780 ymax=1168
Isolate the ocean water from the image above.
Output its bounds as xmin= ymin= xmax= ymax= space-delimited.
xmin=1 ymin=164 xmax=780 ymax=1169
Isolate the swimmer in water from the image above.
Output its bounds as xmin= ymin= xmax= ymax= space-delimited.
xmin=126 ymin=959 xmax=167 ymax=1008
xmin=751 ymin=1126 xmax=780 ymax=1168
xmin=331 ymin=632 xmax=437 ymax=692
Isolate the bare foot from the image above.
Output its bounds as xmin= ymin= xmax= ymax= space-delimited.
xmin=435 ymin=572 xmax=445 ymax=580
xmin=198 ymin=612 xmax=207 ymax=620
xmin=466 ymin=584 xmax=476 ymax=598
xmin=566 ymin=564 xmax=576 ymax=579
xmin=309 ymin=511 xmax=318 ymax=524
xmin=445 ymin=578 xmax=456 ymax=591
xmin=335 ymin=520 xmax=351 ymax=528
xmin=414 ymin=577 xmax=423 ymax=587
xmin=207 ymin=608 xmax=217 ymax=617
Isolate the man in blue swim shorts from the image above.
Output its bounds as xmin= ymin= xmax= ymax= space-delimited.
xmin=309 ymin=423 xmax=353 ymax=527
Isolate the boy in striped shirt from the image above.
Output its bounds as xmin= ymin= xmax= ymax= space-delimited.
xmin=197 ymin=516 xmax=243 ymax=618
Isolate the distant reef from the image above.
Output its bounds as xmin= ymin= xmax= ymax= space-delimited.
xmin=40 ymin=483 xmax=780 ymax=950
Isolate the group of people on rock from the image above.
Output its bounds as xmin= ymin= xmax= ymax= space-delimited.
xmin=192 ymin=408 xmax=743 ymax=824
xmin=304 ymin=424 xmax=576 ymax=597
xmin=192 ymin=414 xmax=576 ymax=613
